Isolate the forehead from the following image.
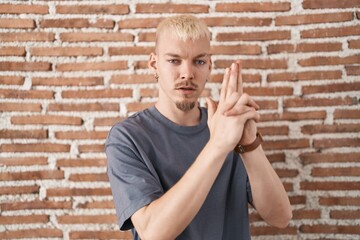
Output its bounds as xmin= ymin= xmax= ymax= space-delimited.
xmin=156 ymin=30 xmax=210 ymax=58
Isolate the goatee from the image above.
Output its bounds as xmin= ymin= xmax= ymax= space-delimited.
xmin=176 ymin=101 xmax=195 ymax=112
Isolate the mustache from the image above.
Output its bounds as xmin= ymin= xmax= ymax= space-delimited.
xmin=174 ymin=81 xmax=198 ymax=89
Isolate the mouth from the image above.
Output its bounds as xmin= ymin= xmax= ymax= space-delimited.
xmin=175 ymin=86 xmax=196 ymax=95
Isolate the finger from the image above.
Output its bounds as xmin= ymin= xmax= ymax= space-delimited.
xmin=242 ymin=108 xmax=260 ymax=123
xmin=237 ymin=93 xmax=260 ymax=110
xmin=220 ymin=68 xmax=230 ymax=103
xmin=221 ymin=92 xmax=241 ymax=113
xmin=206 ymin=98 xmax=217 ymax=120
xmin=236 ymin=60 xmax=243 ymax=96
xmin=227 ymin=63 xmax=238 ymax=99
xmin=224 ymin=105 xmax=257 ymax=117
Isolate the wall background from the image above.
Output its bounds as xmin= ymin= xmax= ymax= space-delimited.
xmin=0 ymin=0 xmax=359 ymax=239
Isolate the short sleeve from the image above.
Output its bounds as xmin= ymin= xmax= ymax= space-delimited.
xmin=106 ymin=129 xmax=164 ymax=230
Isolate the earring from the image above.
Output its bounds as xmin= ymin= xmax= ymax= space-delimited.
xmin=154 ymin=73 xmax=159 ymax=81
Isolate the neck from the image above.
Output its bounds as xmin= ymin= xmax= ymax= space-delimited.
xmin=155 ymin=101 xmax=201 ymax=126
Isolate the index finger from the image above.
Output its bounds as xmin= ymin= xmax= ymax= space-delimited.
xmin=236 ymin=60 xmax=243 ymax=96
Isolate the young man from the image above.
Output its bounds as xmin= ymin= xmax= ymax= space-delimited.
xmin=106 ymin=15 xmax=292 ymax=240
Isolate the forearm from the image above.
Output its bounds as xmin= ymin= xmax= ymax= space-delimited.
xmin=132 ymin=141 xmax=229 ymax=239
xmin=241 ymin=145 xmax=292 ymax=228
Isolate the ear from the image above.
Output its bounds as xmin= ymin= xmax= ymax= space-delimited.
xmin=148 ymin=52 xmax=157 ymax=73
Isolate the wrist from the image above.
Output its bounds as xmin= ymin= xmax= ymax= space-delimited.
xmin=234 ymin=132 xmax=263 ymax=154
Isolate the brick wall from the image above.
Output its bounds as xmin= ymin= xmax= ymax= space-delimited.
xmin=0 ymin=0 xmax=359 ymax=239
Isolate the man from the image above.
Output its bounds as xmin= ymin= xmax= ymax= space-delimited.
xmin=106 ymin=15 xmax=292 ymax=240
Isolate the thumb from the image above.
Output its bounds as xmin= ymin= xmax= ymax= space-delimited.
xmin=206 ymin=98 xmax=217 ymax=119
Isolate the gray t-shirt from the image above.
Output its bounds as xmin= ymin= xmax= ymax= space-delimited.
xmin=106 ymin=106 xmax=252 ymax=239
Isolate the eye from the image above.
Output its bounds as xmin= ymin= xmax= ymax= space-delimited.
xmin=195 ymin=59 xmax=206 ymax=65
xmin=168 ymin=59 xmax=180 ymax=64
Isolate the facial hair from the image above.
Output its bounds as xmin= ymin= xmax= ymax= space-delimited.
xmin=175 ymin=101 xmax=196 ymax=112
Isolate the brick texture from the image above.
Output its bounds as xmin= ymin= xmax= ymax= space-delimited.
xmin=0 ymin=1 xmax=359 ymax=239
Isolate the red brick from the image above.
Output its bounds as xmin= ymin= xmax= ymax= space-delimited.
xmin=119 ymin=18 xmax=163 ymax=29
xmin=56 ymin=61 xmax=127 ymax=71
xmin=314 ymin=138 xmax=360 ymax=149
xmin=0 ymin=185 xmax=39 ymax=195
xmin=62 ymin=89 xmax=132 ymax=99
xmin=70 ymin=230 xmax=132 ymax=239
xmin=300 ymin=152 xmax=360 ymax=165
xmin=78 ymin=144 xmax=104 ymax=153
xmin=0 ymin=129 xmax=47 ymax=139
xmin=0 ymin=32 xmax=55 ymax=42
xmin=299 ymin=55 xmax=360 ymax=66
xmin=0 ymin=229 xmax=62 ymax=239
xmin=215 ymin=59 xmax=287 ymax=69
xmin=292 ymin=209 xmax=321 ymax=219
xmin=283 ymin=182 xmax=294 ymax=192
xmin=0 ymin=47 xmax=26 ymax=56
xmin=203 ymin=17 xmax=271 ymax=27
xmin=136 ymin=4 xmax=208 ymax=13
xmin=346 ymin=65 xmax=360 ymax=75
xmin=300 ymin=224 xmax=360 ymax=234
xmin=31 ymin=47 xmax=103 ymax=57
xmin=48 ymin=103 xmax=119 ymax=112
xmin=0 ymin=89 xmax=54 ymax=99
xmin=303 ymin=0 xmax=360 ymax=9
xmin=77 ymin=200 xmax=114 ymax=209
xmin=244 ymin=87 xmax=293 ymax=96
xmin=11 ymin=115 xmax=83 ymax=125
xmin=55 ymin=131 xmax=108 ymax=140
xmin=267 ymin=70 xmax=342 ymax=82
xmin=301 ymin=123 xmax=359 ymax=134
xmin=57 ymin=4 xmax=129 ymax=14
xmin=140 ymin=88 xmax=157 ymax=98
xmin=289 ymin=195 xmax=306 ymax=205
xmin=32 ymin=77 xmax=103 ymax=86
xmin=312 ymin=167 xmax=360 ymax=177
xmin=109 ymin=46 xmax=153 ymax=55
xmin=127 ymin=102 xmax=155 ymax=112
xmin=0 ymin=4 xmax=48 ymax=14
xmin=301 ymin=181 xmax=360 ymax=191
xmin=0 ymin=76 xmax=24 ymax=85
xmin=58 ymin=214 xmax=116 ymax=224
xmin=210 ymin=44 xmax=261 ymax=55
xmin=0 ymin=157 xmax=48 ymax=166
xmin=0 ymin=18 xmax=35 ymax=28
xmin=94 ymin=117 xmax=125 ymax=126
xmin=210 ymin=73 xmax=261 ymax=83
xmin=110 ymin=74 xmax=155 ymax=84
xmin=0 ymin=143 xmax=70 ymax=153
xmin=56 ymin=158 xmax=107 ymax=167
xmin=261 ymin=111 xmax=326 ymax=121
xmin=217 ymin=30 xmax=290 ymax=41
xmin=275 ymin=169 xmax=299 ymax=178
xmin=0 ymin=170 xmax=64 ymax=181
xmin=138 ymin=32 xmax=155 ymax=42
xmin=262 ymin=139 xmax=309 ymax=150
xmin=0 ymin=62 xmax=51 ymax=71
xmin=69 ymin=173 xmax=108 ymax=182
xmin=301 ymin=26 xmax=360 ymax=39
xmin=349 ymin=39 xmax=360 ymax=49
xmin=251 ymin=226 xmax=297 ymax=236
xmin=47 ymin=188 xmax=111 ymax=197
xmin=276 ymin=12 xmax=353 ymax=25
xmin=1 ymin=200 xmax=71 ymax=211
xmin=320 ymin=197 xmax=360 ymax=206
xmin=284 ymin=97 xmax=354 ymax=108
xmin=0 ymin=215 xmax=49 ymax=224
xmin=334 ymin=109 xmax=360 ymax=119
xmin=253 ymin=100 xmax=278 ymax=110
xmin=61 ymin=32 xmax=133 ymax=42
xmin=40 ymin=19 xmax=114 ymax=29
xmin=0 ymin=102 xmax=41 ymax=112
xmin=216 ymin=2 xmax=290 ymax=12
xmin=267 ymin=153 xmax=285 ymax=163
xmin=267 ymin=42 xmax=342 ymax=54
xmin=331 ymin=210 xmax=360 ymax=219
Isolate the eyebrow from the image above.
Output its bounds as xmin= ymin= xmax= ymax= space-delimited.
xmin=164 ymin=53 xmax=209 ymax=58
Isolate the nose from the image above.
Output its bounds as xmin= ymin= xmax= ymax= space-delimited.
xmin=180 ymin=62 xmax=194 ymax=80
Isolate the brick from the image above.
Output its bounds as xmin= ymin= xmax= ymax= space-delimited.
xmin=138 ymin=32 xmax=155 ymax=42
xmin=47 ymin=188 xmax=111 ymax=197
xmin=0 ymin=129 xmax=47 ymax=139
xmin=210 ymin=73 xmax=261 ymax=83
xmin=40 ymin=19 xmax=114 ymax=28
xmin=300 ymin=224 xmax=360 ymax=234
xmin=267 ymin=70 xmax=342 ymax=82
xmin=320 ymin=197 xmax=360 ymax=206
xmin=61 ymin=32 xmax=133 ymax=42
xmin=32 ymin=77 xmax=103 ymax=86
xmin=289 ymin=195 xmax=306 ymax=205
xmin=0 ymin=157 xmax=48 ymax=166
xmin=300 ymin=152 xmax=360 ymax=165
xmin=216 ymin=2 xmax=290 ymax=12
xmin=314 ymin=138 xmax=360 ymax=149
xmin=0 ymin=215 xmax=49 ymax=224
xmin=56 ymin=158 xmax=107 ymax=167
xmin=251 ymin=226 xmax=297 ymax=236
xmin=346 ymin=65 xmax=360 ymax=75
xmin=0 ymin=143 xmax=70 ymax=153
xmin=217 ymin=30 xmax=290 ymax=41
xmin=0 ymin=62 xmax=51 ymax=71
xmin=57 ymin=4 xmax=129 ymax=15
xmin=0 ymin=89 xmax=54 ymax=99
xmin=0 ymin=47 xmax=26 ymax=56
xmin=0 ymin=229 xmax=62 ymax=239
xmin=210 ymin=44 xmax=261 ymax=55
xmin=140 ymin=88 xmax=157 ymax=98
xmin=267 ymin=42 xmax=342 ymax=54
xmin=284 ymin=97 xmax=354 ymax=108
xmin=0 ymin=32 xmax=54 ymax=42
xmin=58 ymin=214 xmax=116 ymax=224
xmin=215 ymin=59 xmax=287 ymax=69
xmin=203 ymin=17 xmax=271 ymax=27
xmin=0 ymin=18 xmax=35 ymax=28
xmin=78 ymin=144 xmax=104 ymax=153
xmin=243 ymin=87 xmax=293 ymax=96
xmin=62 ymin=89 xmax=132 ymax=99
xmin=303 ymin=0 xmax=360 ymax=9
xmin=11 ymin=115 xmax=83 ymax=125
xmin=302 ymin=82 xmax=360 ymax=94
xmin=70 ymin=230 xmax=132 ymax=239
xmin=94 ymin=117 xmax=125 ymax=126
xmin=56 ymin=61 xmax=127 ymax=71
xmin=127 ymin=102 xmax=155 ymax=112
xmin=349 ymin=39 xmax=360 ymax=49
xmin=253 ymin=100 xmax=278 ymax=110
xmin=267 ymin=153 xmax=285 ymax=163
xmin=69 ymin=173 xmax=108 ymax=182
xmin=110 ymin=74 xmax=155 ymax=84
xmin=301 ymin=181 xmax=360 ymax=191
xmin=299 ymin=55 xmax=360 ymax=66
xmin=262 ymin=139 xmax=309 ymax=150
xmin=0 ymin=4 xmax=48 ymax=14
xmin=275 ymin=169 xmax=299 ymax=178
xmin=31 ymin=47 xmax=103 ymax=57
xmin=109 ymin=46 xmax=153 ymax=55
xmin=1 ymin=200 xmax=71 ymax=211
xmin=119 ymin=18 xmax=163 ymax=29
xmin=261 ymin=111 xmax=326 ymax=121
xmin=136 ymin=4 xmax=208 ymax=13
xmin=334 ymin=109 xmax=360 ymax=119
xmin=292 ymin=209 xmax=321 ymax=219
xmin=283 ymin=182 xmax=294 ymax=192
xmin=301 ymin=26 xmax=360 ymax=39
xmin=276 ymin=12 xmax=353 ymax=26
xmin=301 ymin=123 xmax=359 ymax=134
xmin=77 ymin=200 xmax=114 ymax=209
xmin=0 ymin=102 xmax=41 ymax=112
xmin=0 ymin=185 xmax=39 ymax=195
xmin=312 ymin=167 xmax=360 ymax=177
xmin=0 ymin=170 xmax=64 ymax=181
xmin=55 ymin=131 xmax=108 ymax=140
xmin=48 ymin=103 xmax=119 ymax=112
xmin=0 ymin=76 xmax=24 ymax=85
xmin=331 ymin=210 xmax=360 ymax=219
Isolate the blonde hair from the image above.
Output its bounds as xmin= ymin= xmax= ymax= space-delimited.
xmin=156 ymin=15 xmax=210 ymax=48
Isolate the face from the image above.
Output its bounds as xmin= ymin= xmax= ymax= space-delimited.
xmin=149 ymin=30 xmax=212 ymax=112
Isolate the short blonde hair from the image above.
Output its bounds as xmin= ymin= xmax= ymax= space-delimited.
xmin=156 ymin=15 xmax=210 ymax=48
